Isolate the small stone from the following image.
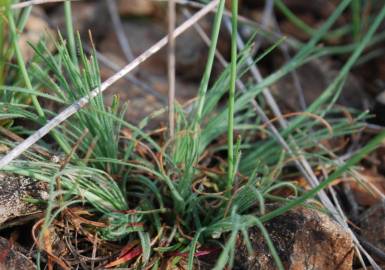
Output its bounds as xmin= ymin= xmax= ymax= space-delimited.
xmin=0 ymin=174 xmax=46 ymax=225
xmin=234 ymin=205 xmax=354 ymax=270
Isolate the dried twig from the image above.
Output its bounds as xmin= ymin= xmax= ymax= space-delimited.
xmin=0 ymin=126 xmax=50 ymax=158
xmin=168 ymin=0 xmax=176 ymax=138
xmin=11 ymin=0 xmax=78 ymax=9
xmin=10 ymin=0 xmax=298 ymax=48
xmin=56 ymin=128 xmax=89 ymax=205
xmin=84 ymin=45 xmax=167 ymax=103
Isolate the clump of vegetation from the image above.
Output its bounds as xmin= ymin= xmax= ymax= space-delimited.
xmin=1 ymin=0 xmax=385 ymax=269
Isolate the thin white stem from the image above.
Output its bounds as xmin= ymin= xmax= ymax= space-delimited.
xmin=182 ymin=9 xmax=227 ymax=67
xmin=168 ymin=0 xmax=176 ymax=138
xmin=11 ymin=0 xmax=79 ymax=9
xmin=84 ymin=45 xmax=166 ymax=103
xmin=0 ymin=0 xmax=219 ymax=169
xmin=10 ymin=0 xmax=297 ymax=48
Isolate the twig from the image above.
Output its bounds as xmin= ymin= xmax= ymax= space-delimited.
xmin=182 ymin=8 xmax=228 ymax=64
xmin=0 ymin=0 xmax=219 ymax=169
xmin=168 ymin=0 xmax=176 ymax=138
xmin=357 ymin=235 xmax=385 ymax=262
xmin=181 ymin=9 xmax=227 ymax=65
xmin=175 ymin=0 xmax=300 ymax=49
xmin=0 ymin=126 xmax=50 ymax=158
xmin=9 ymin=0 xmax=299 ymax=51
xmin=56 ymin=128 xmax=88 ymax=214
xmin=83 ymin=136 xmax=98 ymax=165
xmin=84 ymin=45 xmax=167 ymax=103
xmin=91 ymin=234 xmax=98 ymax=270
xmin=8 ymin=0 xmax=300 ymax=48
xmin=35 ymin=7 xmax=164 ymax=103
xmin=9 ymin=0 xmax=299 ymax=49
xmin=36 ymin=2 xmax=162 ymax=103
xmin=10 ymin=0 xmax=78 ymax=9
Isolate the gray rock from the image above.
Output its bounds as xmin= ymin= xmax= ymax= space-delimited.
xmin=234 ymin=205 xmax=354 ymax=270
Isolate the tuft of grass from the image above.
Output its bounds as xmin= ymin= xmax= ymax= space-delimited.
xmin=1 ymin=0 xmax=385 ymax=269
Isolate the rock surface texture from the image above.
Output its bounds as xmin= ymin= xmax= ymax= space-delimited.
xmin=234 ymin=206 xmax=354 ymax=270
xmin=0 ymin=173 xmax=47 ymax=225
